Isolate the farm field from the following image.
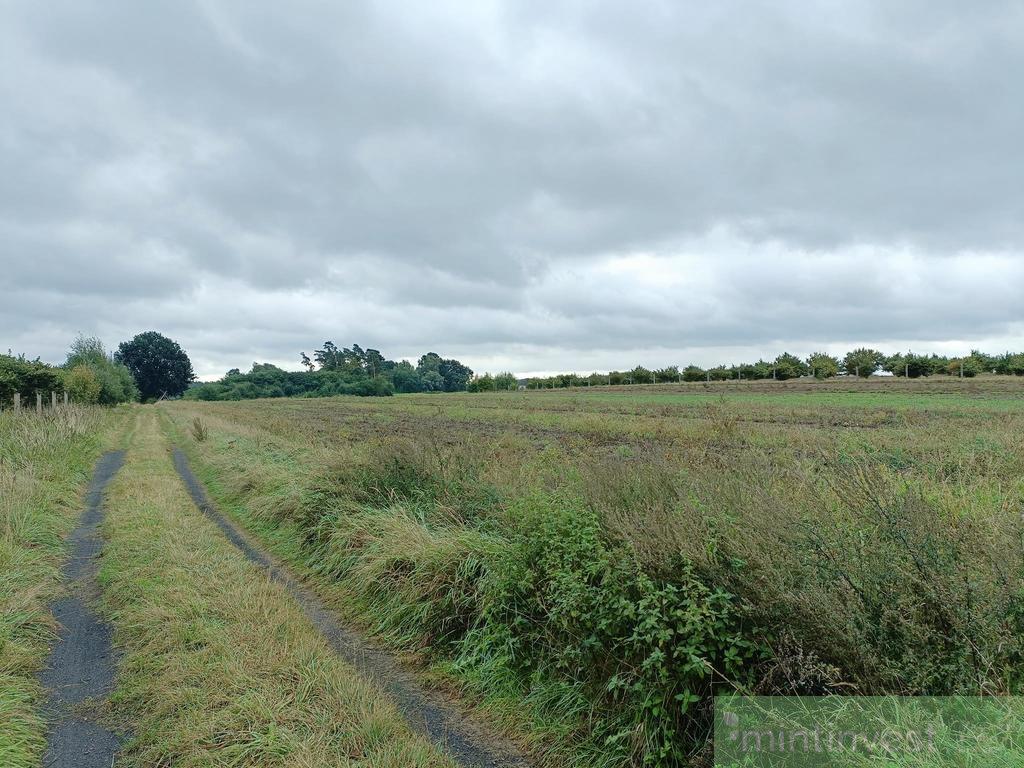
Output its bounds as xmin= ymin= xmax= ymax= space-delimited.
xmin=6 ymin=378 xmax=1024 ymax=767
xmin=157 ymin=377 xmax=1024 ymax=766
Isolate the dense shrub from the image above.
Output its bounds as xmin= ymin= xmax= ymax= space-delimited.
xmin=64 ymin=335 xmax=137 ymax=404
xmin=0 ymin=354 xmax=63 ymax=407
xmin=64 ymin=365 xmax=102 ymax=404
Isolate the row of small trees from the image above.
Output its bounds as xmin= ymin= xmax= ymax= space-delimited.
xmin=511 ymin=349 xmax=1024 ymax=390
xmin=186 ymin=343 xmax=477 ymax=400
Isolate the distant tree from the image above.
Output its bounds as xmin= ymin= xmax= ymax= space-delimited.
xmin=708 ymin=366 xmax=733 ymax=381
xmin=420 ymin=370 xmax=445 ymax=391
xmin=628 ymin=365 xmax=654 ymax=384
xmin=946 ymin=357 xmax=981 ymax=378
xmin=773 ymin=352 xmax=809 ymax=380
xmin=390 ymin=360 xmax=422 ymax=392
xmin=439 ymin=358 xmax=473 ymax=391
xmin=738 ymin=360 xmax=772 ymax=380
xmin=1006 ymin=353 xmax=1024 ymax=376
xmin=806 ymin=352 xmax=839 ymax=379
xmin=314 ymin=341 xmax=342 ymax=370
xmin=842 ymin=348 xmax=884 ymax=377
xmin=364 ymin=348 xmax=387 ymax=377
xmin=655 ymin=365 xmax=680 ymax=383
xmin=115 ymin=331 xmax=195 ymax=401
xmin=682 ymin=365 xmax=706 ymax=382
xmin=970 ymin=349 xmax=998 ymax=373
xmin=493 ymin=372 xmax=517 ymax=391
xmin=883 ymin=352 xmax=936 ymax=378
xmin=468 ymin=373 xmax=495 ymax=392
xmin=300 ymin=352 xmax=315 ymax=372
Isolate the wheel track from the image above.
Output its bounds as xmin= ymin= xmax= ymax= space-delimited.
xmin=170 ymin=446 xmax=527 ymax=768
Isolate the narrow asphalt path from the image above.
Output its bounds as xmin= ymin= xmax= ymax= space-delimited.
xmin=171 ymin=447 xmax=528 ymax=768
xmin=38 ymin=450 xmax=125 ymax=768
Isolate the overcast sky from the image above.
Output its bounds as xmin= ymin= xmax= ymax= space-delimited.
xmin=3 ymin=1 xmax=1023 ymax=379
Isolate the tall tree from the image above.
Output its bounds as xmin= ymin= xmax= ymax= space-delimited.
xmin=115 ymin=331 xmax=195 ymax=401
xmin=806 ymin=352 xmax=839 ymax=379
xmin=842 ymin=348 xmax=885 ymax=377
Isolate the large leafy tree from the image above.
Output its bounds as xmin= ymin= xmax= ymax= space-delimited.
xmin=116 ymin=331 xmax=195 ymax=401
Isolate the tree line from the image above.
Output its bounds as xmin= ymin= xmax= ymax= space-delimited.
xmin=184 ymin=342 xmax=474 ymax=401
xmin=1 ymin=331 xmax=195 ymax=407
xmin=518 ymin=348 xmax=1024 ymax=389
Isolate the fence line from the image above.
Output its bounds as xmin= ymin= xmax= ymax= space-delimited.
xmin=1 ymin=390 xmax=71 ymax=414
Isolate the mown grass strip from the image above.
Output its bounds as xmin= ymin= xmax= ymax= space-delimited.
xmin=0 ymin=406 xmax=128 ymax=768
xmin=99 ymin=410 xmax=455 ymax=767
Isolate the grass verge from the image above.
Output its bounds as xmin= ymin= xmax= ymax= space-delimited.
xmin=0 ymin=405 xmax=129 ymax=768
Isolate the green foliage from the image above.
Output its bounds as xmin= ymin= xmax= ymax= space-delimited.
xmin=0 ymin=354 xmax=63 ymax=406
xmin=842 ymin=347 xmax=885 ymax=377
xmin=475 ymin=492 xmax=762 ymax=764
xmin=630 ymin=366 xmax=655 ymax=384
xmin=467 ymin=373 xmax=495 ymax=392
xmin=884 ymin=351 xmax=942 ymax=378
xmin=417 ymin=352 xmax=474 ymax=392
xmin=186 ymin=342 xmax=476 ymax=401
xmin=493 ymin=372 xmax=518 ymax=391
xmin=185 ymin=362 xmax=395 ymax=401
xmin=681 ymin=365 xmax=705 ymax=382
xmin=64 ymin=365 xmax=102 ymax=404
xmin=655 ymin=366 xmax=680 ymax=383
xmin=64 ymin=335 xmax=137 ymax=404
xmin=116 ymin=331 xmax=195 ymax=401
xmin=806 ymin=352 xmax=839 ymax=379
xmin=947 ymin=357 xmax=982 ymax=377
xmin=772 ymin=352 xmax=808 ymax=380
xmin=1003 ymin=353 xmax=1024 ymax=376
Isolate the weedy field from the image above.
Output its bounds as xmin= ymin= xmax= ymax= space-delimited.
xmin=160 ymin=376 xmax=1024 ymax=767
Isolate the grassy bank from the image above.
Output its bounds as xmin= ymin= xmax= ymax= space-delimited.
xmin=99 ymin=410 xmax=454 ymax=767
xmin=162 ymin=382 xmax=1024 ymax=766
xmin=0 ymin=405 xmax=128 ymax=768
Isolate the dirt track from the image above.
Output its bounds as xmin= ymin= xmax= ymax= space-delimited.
xmin=171 ymin=446 xmax=527 ymax=768
xmin=38 ymin=450 xmax=125 ymax=768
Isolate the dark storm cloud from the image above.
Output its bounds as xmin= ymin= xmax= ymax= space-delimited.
xmin=2 ymin=0 xmax=1023 ymax=376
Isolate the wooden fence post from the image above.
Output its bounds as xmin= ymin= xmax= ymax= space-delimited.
xmin=63 ymin=391 xmax=69 ymax=406
xmin=36 ymin=392 xmax=42 ymax=415
xmin=51 ymin=391 xmax=57 ymax=409
xmin=14 ymin=393 xmax=20 ymax=412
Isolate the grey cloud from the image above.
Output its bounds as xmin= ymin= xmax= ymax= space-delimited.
xmin=3 ymin=0 xmax=1024 ymax=376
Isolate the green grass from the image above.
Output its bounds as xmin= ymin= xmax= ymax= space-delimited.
xmin=161 ymin=379 xmax=1024 ymax=767
xmin=0 ymin=405 xmax=129 ymax=768
xmin=99 ymin=410 xmax=454 ymax=767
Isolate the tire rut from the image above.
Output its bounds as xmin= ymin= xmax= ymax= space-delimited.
xmin=38 ymin=450 xmax=125 ymax=768
xmin=171 ymin=447 xmax=528 ymax=768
